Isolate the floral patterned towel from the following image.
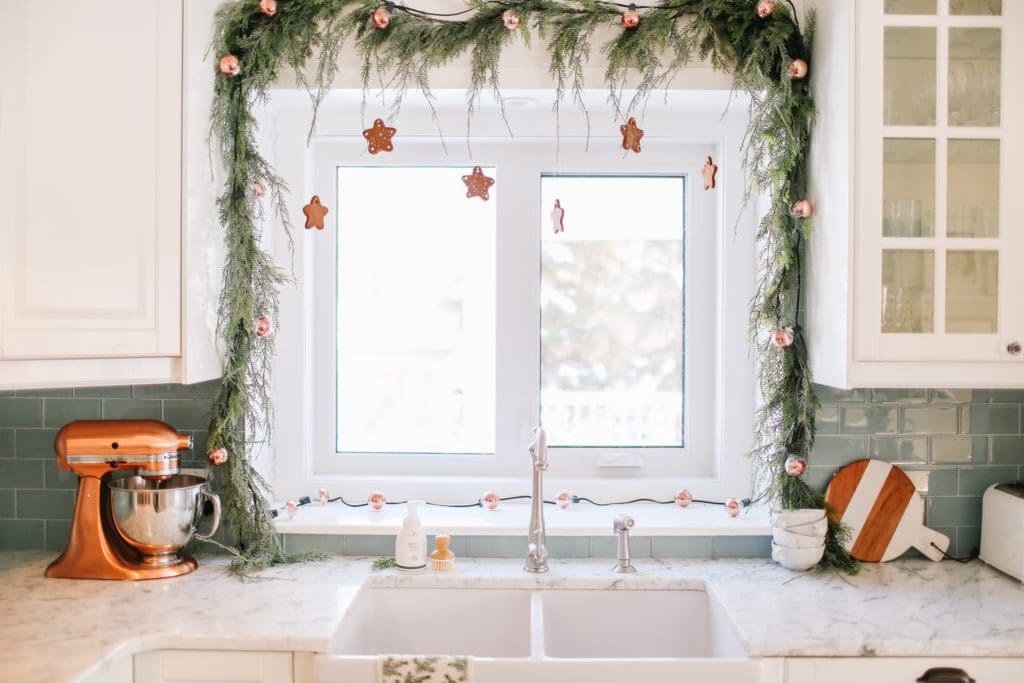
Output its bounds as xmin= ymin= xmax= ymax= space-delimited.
xmin=377 ymin=655 xmax=472 ymax=683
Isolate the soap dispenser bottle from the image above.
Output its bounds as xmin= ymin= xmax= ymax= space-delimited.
xmin=395 ymin=500 xmax=427 ymax=571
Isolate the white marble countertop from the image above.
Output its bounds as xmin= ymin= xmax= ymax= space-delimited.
xmin=2 ymin=552 xmax=1023 ymax=682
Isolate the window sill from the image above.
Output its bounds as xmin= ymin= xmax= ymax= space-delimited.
xmin=272 ymin=501 xmax=770 ymax=537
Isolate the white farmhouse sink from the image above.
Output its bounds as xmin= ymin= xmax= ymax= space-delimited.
xmin=330 ymin=588 xmax=532 ymax=657
xmin=315 ymin=583 xmax=758 ymax=683
xmin=541 ymin=588 xmax=747 ymax=659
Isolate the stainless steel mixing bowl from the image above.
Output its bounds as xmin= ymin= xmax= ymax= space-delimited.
xmin=108 ymin=474 xmax=221 ymax=566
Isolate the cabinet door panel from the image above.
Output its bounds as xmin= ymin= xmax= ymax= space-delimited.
xmin=854 ymin=0 xmax=1024 ymax=365
xmin=134 ymin=651 xmax=293 ymax=683
xmin=0 ymin=0 xmax=181 ymax=359
xmin=790 ymin=657 xmax=1024 ymax=683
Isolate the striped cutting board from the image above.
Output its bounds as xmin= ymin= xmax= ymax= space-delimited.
xmin=825 ymin=459 xmax=949 ymax=562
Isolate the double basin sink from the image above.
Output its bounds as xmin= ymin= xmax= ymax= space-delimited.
xmin=313 ymin=582 xmax=758 ymax=682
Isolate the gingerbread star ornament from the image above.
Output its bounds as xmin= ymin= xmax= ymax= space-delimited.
xmin=303 ymin=195 xmax=329 ymax=230
xmin=620 ymin=117 xmax=644 ymax=154
xmin=362 ymin=118 xmax=397 ymax=154
xmin=462 ymin=166 xmax=495 ymax=201
xmin=701 ymin=156 xmax=718 ymax=190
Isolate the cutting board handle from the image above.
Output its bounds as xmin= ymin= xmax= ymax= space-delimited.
xmin=914 ymin=527 xmax=950 ymax=562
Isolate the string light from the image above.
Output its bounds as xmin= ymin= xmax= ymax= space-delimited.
xmin=271 ymin=492 xmax=759 ymax=518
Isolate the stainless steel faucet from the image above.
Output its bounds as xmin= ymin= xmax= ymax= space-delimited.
xmin=524 ymin=426 xmax=549 ymax=573
xmin=613 ymin=515 xmax=636 ymax=573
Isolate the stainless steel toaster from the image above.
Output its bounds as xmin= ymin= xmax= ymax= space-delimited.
xmin=980 ymin=481 xmax=1024 ymax=582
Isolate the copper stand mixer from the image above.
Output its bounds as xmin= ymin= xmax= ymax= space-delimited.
xmin=45 ymin=419 xmax=221 ymax=580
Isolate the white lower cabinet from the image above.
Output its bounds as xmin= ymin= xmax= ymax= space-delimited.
xmin=133 ymin=651 xmax=293 ymax=683
xmin=784 ymin=657 xmax=1024 ymax=683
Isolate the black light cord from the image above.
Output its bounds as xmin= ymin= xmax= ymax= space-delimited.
xmin=271 ymin=492 xmax=758 ymax=517
xmin=931 ymin=541 xmax=975 ymax=564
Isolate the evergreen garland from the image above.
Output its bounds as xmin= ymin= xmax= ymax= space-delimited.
xmin=208 ymin=0 xmax=857 ymax=573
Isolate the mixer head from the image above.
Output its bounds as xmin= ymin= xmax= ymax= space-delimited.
xmin=55 ymin=420 xmax=192 ymax=479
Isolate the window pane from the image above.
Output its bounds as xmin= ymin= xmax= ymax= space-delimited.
xmin=540 ymin=176 xmax=684 ymax=447
xmin=884 ymin=28 xmax=937 ymax=126
xmin=336 ymin=167 xmax=496 ymax=453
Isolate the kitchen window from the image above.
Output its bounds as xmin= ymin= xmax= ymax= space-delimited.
xmin=270 ymin=92 xmax=757 ymax=504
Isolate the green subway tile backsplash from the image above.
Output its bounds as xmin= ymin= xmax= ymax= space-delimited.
xmin=0 ymin=490 xmax=14 ymax=518
xmin=42 ymin=398 xmax=101 ymax=428
xmin=812 ymin=383 xmax=1024 ymax=557
xmin=101 ymin=398 xmax=164 ymax=420
xmin=0 ymin=381 xmax=220 ymax=551
xmin=0 ymin=398 xmax=43 ymax=427
xmin=963 ymin=404 xmax=1020 ymax=434
xmin=0 ymin=460 xmax=45 ymax=489
xmin=2 ymin=380 xmax=1024 ymax=558
xmin=991 ymin=436 xmax=1024 ymax=464
xmin=15 ymin=429 xmax=58 ymax=459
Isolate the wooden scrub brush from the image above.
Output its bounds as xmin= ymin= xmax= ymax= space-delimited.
xmin=431 ymin=534 xmax=456 ymax=572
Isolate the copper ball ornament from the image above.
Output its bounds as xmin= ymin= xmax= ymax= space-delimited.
xmin=791 ymin=199 xmax=814 ymax=219
xmin=372 ymin=7 xmax=391 ymax=29
xmin=785 ymin=455 xmax=808 ymax=477
xmin=219 ymin=55 xmax=241 ymax=77
xmin=675 ymin=489 xmax=693 ymax=508
xmin=620 ymin=8 xmax=640 ymax=28
xmin=773 ymin=327 xmax=795 ymax=349
xmin=259 ymin=0 xmax=278 ymax=17
xmin=285 ymin=500 xmax=299 ymax=520
xmin=724 ymin=498 xmax=742 ymax=518
xmin=788 ymin=58 xmax=809 ymax=80
xmin=555 ymin=490 xmax=573 ymax=509
xmin=482 ymin=491 xmax=500 ymax=510
xmin=318 ymin=488 xmax=330 ymax=505
xmin=368 ymin=491 xmax=387 ymax=511
xmin=254 ymin=180 xmax=267 ymax=199
xmin=255 ymin=316 xmax=274 ymax=337
xmin=502 ymin=9 xmax=521 ymax=30
xmin=208 ymin=447 xmax=228 ymax=466
xmin=756 ymin=0 xmax=776 ymax=19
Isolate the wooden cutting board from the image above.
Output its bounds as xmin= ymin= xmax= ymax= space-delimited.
xmin=825 ymin=459 xmax=949 ymax=562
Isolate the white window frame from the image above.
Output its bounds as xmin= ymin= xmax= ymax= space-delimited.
xmin=269 ymin=89 xmax=757 ymax=504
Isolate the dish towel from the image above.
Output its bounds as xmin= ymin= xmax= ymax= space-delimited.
xmin=377 ymin=655 xmax=472 ymax=683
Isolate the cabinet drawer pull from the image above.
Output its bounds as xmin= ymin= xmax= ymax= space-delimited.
xmin=1008 ymin=341 xmax=1022 ymax=356
xmin=916 ymin=667 xmax=975 ymax=683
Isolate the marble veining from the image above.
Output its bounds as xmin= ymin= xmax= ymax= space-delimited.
xmin=1 ymin=552 xmax=1023 ymax=682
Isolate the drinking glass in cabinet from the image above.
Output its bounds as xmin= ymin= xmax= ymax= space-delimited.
xmin=947 ymin=139 xmax=1000 ymax=238
xmin=950 ymin=0 xmax=1001 ymax=15
xmin=883 ymin=139 xmax=935 ymax=238
xmin=946 ymin=250 xmax=998 ymax=334
xmin=949 ymin=28 xmax=1001 ymax=128
xmin=882 ymin=250 xmax=934 ymax=334
xmin=885 ymin=0 xmax=936 ymax=14
xmin=884 ymin=28 xmax=937 ymax=126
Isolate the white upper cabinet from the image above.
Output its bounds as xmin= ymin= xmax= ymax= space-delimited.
xmin=807 ymin=0 xmax=1024 ymax=388
xmin=0 ymin=0 xmax=222 ymax=389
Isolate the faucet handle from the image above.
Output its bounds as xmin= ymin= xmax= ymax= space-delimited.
xmin=529 ymin=426 xmax=548 ymax=470
xmin=613 ymin=515 xmax=635 ymax=532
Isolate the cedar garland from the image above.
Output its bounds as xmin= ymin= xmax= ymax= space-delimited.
xmin=208 ymin=0 xmax=857 ymax=574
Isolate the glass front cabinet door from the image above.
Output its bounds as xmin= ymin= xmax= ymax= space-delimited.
xmin=807 ymin=0 xmax=1024 ymax=387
